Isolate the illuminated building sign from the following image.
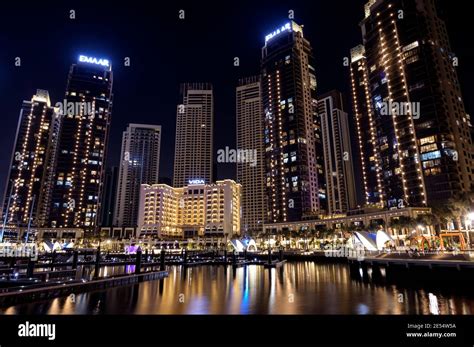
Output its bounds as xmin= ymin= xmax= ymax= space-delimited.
xmin=265 ymin=23 xmax=291 ymax=43
xmin=188 ymin=179 xmax=205 ymax=185
xmin=78 ymin=55 xmax=110 ymax=67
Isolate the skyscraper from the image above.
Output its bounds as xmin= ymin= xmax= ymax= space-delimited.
xmin=48 ymin=55 xmax=113 ymax=230
xmin=2 ymin=90 xmax=60 ymax=228
xmin=100 ymin=166 xmax=119 ymax=227
xmin=236 ymin=76 xmax=266 ymax=234
xmin=351 ymin=0 xmax=474 ymax=209
xmin=318 ymin=90 xmax=357 ymax=215
xmin=173 ymin=83 xmax=214 ymax=188
xmin=350 ymin=45 xmax=384 ymax=207
xmin=114 ymin=124 xmax=161 ymax=227
xmin=261 ymin=21 xmax=324 ymax=223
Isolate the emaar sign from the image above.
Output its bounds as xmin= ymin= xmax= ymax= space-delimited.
xmin=265 ymin=23 xmax=291 ymax=43
xmin=78 ymin=55 xmax=110 ymax=67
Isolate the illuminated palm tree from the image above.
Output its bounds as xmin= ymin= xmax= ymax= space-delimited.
xmin=281 ymin=229 xmax=291 ymax=250
xmin=446 ymin=192 xmax=473 ymax=230
xmin=430 ymin=203 xmax=451 ymax=234
xmin=394 ymin=216 xmax=417 ymax=240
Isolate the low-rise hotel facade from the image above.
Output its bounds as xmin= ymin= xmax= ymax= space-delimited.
xmin=138 ymin=179 xmax=241 ymax=239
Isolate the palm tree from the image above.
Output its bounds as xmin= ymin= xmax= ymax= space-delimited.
xmin=308 ymin=228 xmax=317 ymax=249
xmin=389 ymin=218 xmax=400 ymax=233
xmin=393 ymin=216 xmax=416 ymax=240
xmin=261 ymin=229 xmax=272 ymax=249
xmin=290 ymin=229 xmax=299 ymax=249
xmin=281 ymin=229 xmax=291 ymax=250
xmin=277 ymin=228 xmax=286 ymax=248
xmin=339 ymin=224 xmax=348 ymax=239
xmin=415 ymin=214 xmax=437 ymax=235
xmin=430 ymin=203 xmax=452 ymax=234
xmin=447 ymin=200 xmax=466 ymax=232
xmin=458 ymin=191 xmax=474 ymax=247
xmin=339 ymin=224 xmax=356 ymax=243
xmin=446 ymin=191 xmax=473 ymax=230
xmin=389 ymin=218 xmax=402 ymax=246
xmin=300 ymin=227 xmax=310 ymax=251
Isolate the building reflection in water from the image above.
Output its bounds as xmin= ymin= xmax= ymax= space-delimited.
xmin=2 ymin=262 xmax=474 ymax=314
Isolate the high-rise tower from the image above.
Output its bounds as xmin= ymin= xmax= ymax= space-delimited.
xmin=261 ymin=22 xmax=325 ymax=222
xmin=318 ymin=90 xmax=357 ymax=215
xmin=49 ymin=55 xmax=113 ymax=229
xmin=236 ymin=76 xmax=266 ymax=233
xmin=114 ymin=124 xmax=161 ymax=227
xmin=2 ymin=90 xmax=60 ymax=228
xmin=351 ymin=0 xmax=474 ymax=208
xmin=173 ymin=83 xmax=214 ymax=187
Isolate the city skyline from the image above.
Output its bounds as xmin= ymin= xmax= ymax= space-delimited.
xmin=1 ymin=0 xmax=472 ymax=200
xmin=2 ymin=1 xmax=474 ymax=335
xmin=0 ymin=1 xmax=473 ymax=232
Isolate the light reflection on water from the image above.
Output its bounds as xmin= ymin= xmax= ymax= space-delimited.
xmin=2 ymin=262 xmax=474 ymax=315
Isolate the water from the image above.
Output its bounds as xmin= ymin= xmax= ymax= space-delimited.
xmin=2 ymin=262 xmax=474 ymax=314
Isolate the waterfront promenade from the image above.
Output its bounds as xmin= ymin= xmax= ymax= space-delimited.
xmin=1 ymin=248 xmax=474 ymax=307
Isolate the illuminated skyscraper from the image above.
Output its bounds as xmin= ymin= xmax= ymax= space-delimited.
xmin=236 ymin=76 xmax=266 ymax=233
xmin=1 ymin=90 xmax=60 ymax=228
xmin=318 ymin=90 xmax=357 ymax=215
xmin=48 ymin=55 xmax=113 ymax=229
xmin=350 ymin=45 xmax=384 ymax=207
xmin=261 ymin=21 xmax=325 ymax=223
xmin=351 ymin=0 xmax=474 ymax=208
xmin=114 ymin=124 xmax=161 ymax=227
xmin=173 ymin=83 xmax=214 ymax=187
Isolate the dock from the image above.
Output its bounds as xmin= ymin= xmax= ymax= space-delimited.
xmin=0 ymin=269 xmax=168 ymax=306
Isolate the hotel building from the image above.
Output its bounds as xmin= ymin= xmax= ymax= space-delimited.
xmin=138 ymin=179 xmax=241 ymax=239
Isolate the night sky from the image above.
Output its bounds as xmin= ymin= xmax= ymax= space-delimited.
xmin=0 ymin=0 xmax=472 ymax=198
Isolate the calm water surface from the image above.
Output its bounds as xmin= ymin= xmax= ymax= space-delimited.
xmin=2 ymin=262 xmax=474 ymax=314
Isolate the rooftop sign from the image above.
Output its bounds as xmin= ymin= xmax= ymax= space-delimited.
xmin=78 ymin=55 xmax=110 ymax=67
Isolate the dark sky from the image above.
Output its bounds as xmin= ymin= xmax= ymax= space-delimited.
xmin=0 ymin=0 xmax=472 ymax=198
